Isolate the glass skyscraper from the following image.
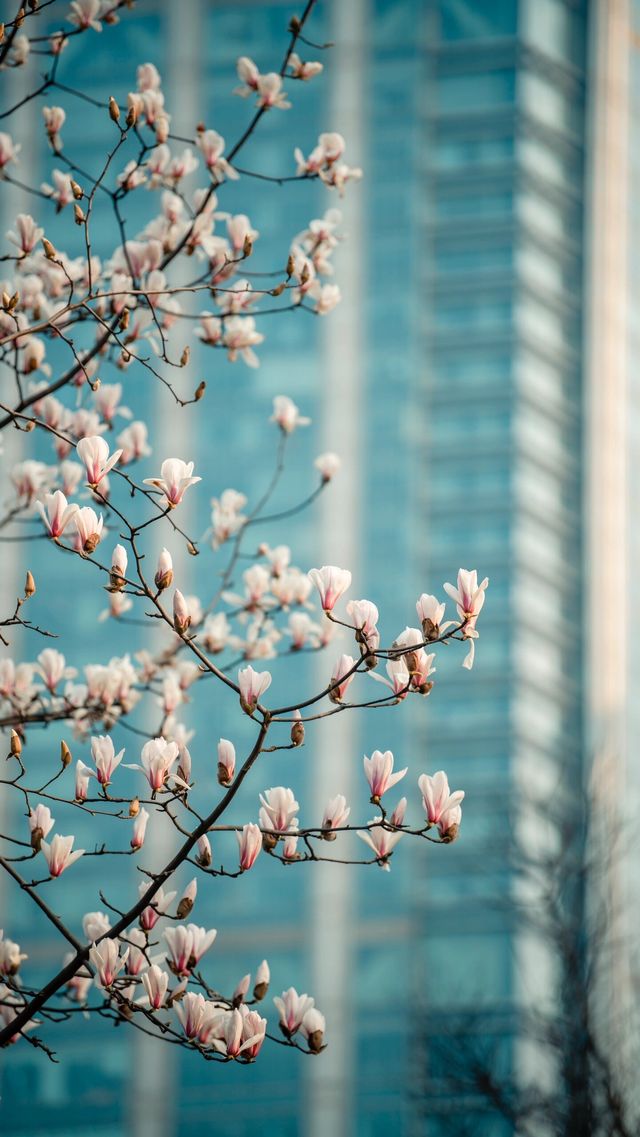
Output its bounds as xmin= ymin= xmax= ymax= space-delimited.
xmin=1 ymin=1 xmax=636 ymax=1135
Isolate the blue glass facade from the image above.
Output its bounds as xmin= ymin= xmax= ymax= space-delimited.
xmin=0 ymin=1 xmax=597 ymax=1135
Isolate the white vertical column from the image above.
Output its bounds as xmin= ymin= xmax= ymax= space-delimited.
xmin=129 ymin=2 xmax=203 ymax=1133
xmin=584 ymin=0 xmax=633 ymax=1068
xmin=306 ymin=2 xmax=367 ymax=1135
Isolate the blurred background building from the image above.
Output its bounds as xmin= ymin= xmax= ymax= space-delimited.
xmin=1 ymin=0 xmax=638 ymax=1135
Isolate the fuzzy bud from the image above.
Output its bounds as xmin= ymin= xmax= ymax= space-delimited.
xmin=180 ymin=346 xmax=190 ymax=367
xmin=10 ymin=730 xmax=22 ymax=757
xmin=24 ymin=570 xmax=36 ymax=598
xmin=110 ymin=544 xmax=127 ymax=591
xmin=73 ymin=204 xmax=85 ymax=226
xmin=194 ymin=381 xmax=206 ymax=401
xmin=30 ymin=826 xmax=44 ymax=852
xmin=253 ymin=960 xmax=270 ymax=1001
xmin=60 ymin=740 xmax=72 ymax=766
xmin=217 ymin=738 xmax=236 ymax=786
xmin=285 ymin=253 xmax=295 ymax=277
xmin=176 ymin=878 xmax=197 ymax=919
xmin=129 ymin=797 xmax=140 ymax=818
xmin=155 ymin=548 xmax=173 ymax=592
xmin=42 ymin=237 xmax=57 ymax=260
xmin=71 ymin=179 xmax=83 ymax=199
xmin=108 ymin=96 xmax=120 ymax=123
xmin=173 ymin=590 xmax=191 ymax=635
xmin=195 ymin=834 xmax=212 ymax=867
xmin=291 ymin=711 xmax=305 ymax=747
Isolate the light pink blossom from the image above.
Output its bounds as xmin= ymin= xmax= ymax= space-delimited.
xmin=28 ymin=804 xmax=54 ymax=846
xmin=237 ymin=823 xmax=262 ymax=871
xmin=234 ymin=56 xmax=260 ymax=97
xmin=273 ymin=987 xmax=314 ymax=1036
xmin=321 ymin=794 xmax=350 ymax=837
xmin=363 ymin=750 xmax=407 ymax=803
xmin=328 ymin=653 xmax=356 ymax=704
xmin=90 ymin=734 xmax=125 ymax=786
xmin=37 ymin=648 xmax=76 ymax=692
xmin=36 ymin=490 xmax=79 ymax=538
xmin=76 ymin=436 xmax=122 ymax=487
xmin=74 ymin=506 xmax=104 ymax=554
xmin=7 ymin=213 xmax=44 ymax=255
xmin=129 ymin=737 xmax=181 ymax=792
xmin=143 ymin=458 xmax=201 ymax=508
xmin=238 ymin=665 xmax=272 ymax=714
xmin=256 ymin=73 xmax=290 ymax=110
xmin=314 ymin=452 xmax=341 ymax=482
xmin=68 ymin=0 xmax=104 ymax=33
xmin=89 ymin=940 xmax=129 ymax=990
xmin=308 ymin=565 xmax=352 ymax=611
xmin=418 ymin=771 xmax=465 ymax=831
xmin=141 ymin=965 xmax=169 ymax=1010
xmin=358 ymin=818 xmax=404 ymax=870
xmin=195 ymin=129 xmax=238 ymax=181
xmin=41 ymin=834 xmax=85 ymax=877
xmin=443 ymin=569 xmax=488 ymax=623
xmin=271 ymin=395 xmax=310 ymax=434
xmin=259 ymin=786 xmax=299 ymax=834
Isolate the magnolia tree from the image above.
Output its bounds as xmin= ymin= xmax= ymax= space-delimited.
xmin=0 ymin=0 xmax=487 ymax=1067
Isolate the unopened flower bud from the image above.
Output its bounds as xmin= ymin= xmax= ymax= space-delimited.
xmin=60 ymin=740 xmax=72 ymax=766
xmin=180 ymin=346 xmax=190 ymax=367
xmin=110 ymin=544 xmax=127 ymax=591
xmin=126 ymin=105 xmax=137 ymax=128
xmin=119 ymin=306 xmax=130 ymax=331
xmin=42 ymin=237 xmax=56 ymax=260
xmin=242 ymin=234 xmax=253 ymax=257
xmin=217 ymin=738 xmax=235 ymax=786
xmin=74 ymin=204 xmax=85 ymax=225
xmin=30 ymin=826 xmax=44 ymax=852
xmin=155 ymin=548 xmax=173 ymax=591
xmin=176 ymin=878 xmax=197 ymax=919
xmin=108 ymin=96 xmax=120 ymax=123
xmin=10 ymin=730 xmax=22 ymax=757
xmin=24 ymin=570 xmax=36 ymax=598
xmin=173 ymin=590 xmax=191 ymax=634
xmin=71 ymin=179 xmax=83 ymax=199
xmin=262 ymin=829 xmax=278 ymax=853
xmin=271 ymin=282 xmax=286 ymax=297
xmin=129 ymin=797 xmax=140 ymax=818
xmin=196 ymin=834 xmax=212 ymax=867
xmin=440 ymin=821 xmax=460 ymax=844
xmin=303 ymin=1008 xmax=325 ymax=1054
xmin=232 ymin=973 xmax=250 ymax=1005
xmin=285 ymin=253 xmax=295 ymax=277
xmin=194 ymin=380 xmax=206 ymax=401
xmin=291 ymin=711 xmax=305 ymax=747
xmin=253 ymin=959 xmax=270 ymax=1001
